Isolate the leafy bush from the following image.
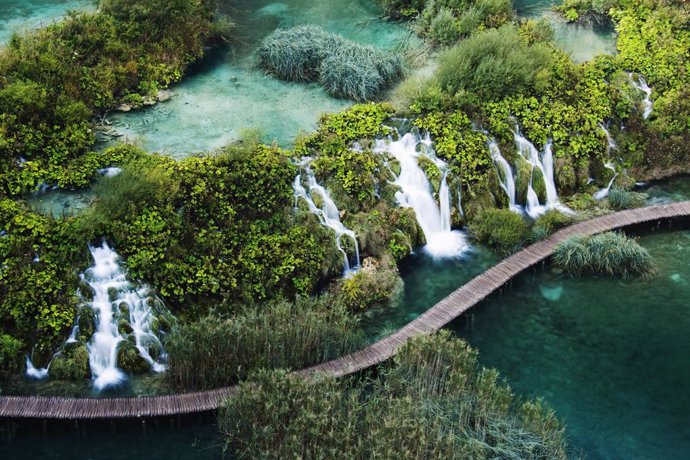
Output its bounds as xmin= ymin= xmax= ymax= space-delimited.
xmin=165 ymin=296 xmax=364 ymax=389
xmin=553 ymin=232 xmax=656 ymax=278
xmin=0 ymin=334 xmax=23 ymax=384
xmin=221 ymin=331 xmax=569 ymax=459
xmin=0 ymin=0 xmax=219 ymax=196
xmin=378 ymin=0 xmax=426 ymax=19
xmin=607 ymin=186 xmax=641 ymax=210
xmin=415 ymin=0 xmax=513 ymax=46
xmin=469 ymin=208 xmax=530 ymax=253
xmin=533 ymin=210 xmax=573 ymax=235
xmin=256 ymin=26 xmax=403 ymax=102
xmin=430 ymin=25 xmax=554 ymax=106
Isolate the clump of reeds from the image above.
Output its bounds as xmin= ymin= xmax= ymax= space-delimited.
xmin=256 ymin=26 xmax=404 ymax=101
xmin=165 ymin=295 xmax=364 ymax=390
xmin=220 ymin=331 xmax=569 ymax=459
xmin=553 ymin=232 xmax=656 ymax=278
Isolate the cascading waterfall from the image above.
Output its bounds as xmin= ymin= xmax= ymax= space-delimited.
xmin=513 ymin=130 xmax=572 ymax=218
xmin=489 ymin=140 xmax=519 ymax=212
xmin=293 ymin=170 xmax=360 ymax=274
xmin=25 ymin=357 xmax=48 ymax=380
xmin=83 ymin=242 xmax=169 ymax=390
xmin=593 ymin=163 xmax=619 ymax=200
xmin=374 ymin=132 xmax=469 ymax=258
xmin=594 ymin=124 xmax=619 ymax=200
xmin=629 ymin=73 xmax=653 ymax=119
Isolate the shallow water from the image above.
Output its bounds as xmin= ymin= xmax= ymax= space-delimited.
xmin=361 ymin=244 xmax=497 ymax=338
xmin=106 ymin=0 xmax=415 ymax=157
xmin=0 ymin=0 xmax=93 ymax=45
xmin=451 ymin=229 xmax=690 ymax=459
xmin=643 ymin=175 xmax=690 ymax=205
xmin=514 ymin=0 xmax=616 ymax=63
xmin=27 ymin=188 xmax=94 ymax=218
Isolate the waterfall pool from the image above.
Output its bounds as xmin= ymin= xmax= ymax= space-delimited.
xmin=450 ymin=228 xmax=690 ymax=459
xmin=0 ymin=0 xmax=93 ymax=45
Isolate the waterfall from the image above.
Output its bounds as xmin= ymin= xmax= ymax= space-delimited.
xmin=489 ymin=140 xmax=520 ymax=212
xmin=629 ymin=73 xmax=653 ymax=119
xmin=83 ymin=242 xmax=168 ymax=390
xmin=293 ymin=171 xmax=360 ymax=274
xmin=513 ymin=130 xmax=572 ymax=218
xmin=374 ymin=133 xmax=469 ymax=258
xmin=25 ymin=357 xmax=49 ymax=380
xmin=600 ymin=123 xmax=617 ymax=153
xmin=593 ymin=124 xmax=619 ymax=200
xmin=593 ymin=163 xmax=619 ymax=200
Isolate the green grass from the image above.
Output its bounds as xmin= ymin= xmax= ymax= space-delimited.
xmin=553 ymin=232 xmax=657 ymax=278
xmin=165 ymin=296 xmax=364 ymax=390
xmin=256 ymin=26 xmax=404 ymax=102
xmin=220 ymin=331 xmax=569 ymax=459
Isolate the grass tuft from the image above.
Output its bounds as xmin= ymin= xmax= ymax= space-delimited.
xmin=256 ymin=26 xmax=404 ymax=101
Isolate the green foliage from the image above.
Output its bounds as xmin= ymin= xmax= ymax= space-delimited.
xmin=221 ymin=331 xmax=569 ymax=459
xmin=166 ymin=296 xmax=364 ymax=390
xmin=337 ymin=258 xmax=401 ymax=310
xmin=469 ymin=208 xmax=530 ymax=253
xmin=297 ymin=104 xmax=396 ymax=211
xmin=557 ymin=0 xmax=617 ymax=24
xmin=553 ymin=232 xmax=656 ymax=278
xmin=414 ymin=111 xmax=492 ymax=188
xmin=0 ymin=199 xmax=84 ymax=361
xmin=607 ymin=186 xmax=634 ymax=209
xmin=415 ymin=0 xmax=514 ymax=46
xmin=0 ymin=0 xmax=218 ymax=196
xmin=0 ymin=334 xmax=23 ymax=383
xmin=378 ymin=0 xmax=426 ymax=19
xmin=48 ymin=344 xmax=90 ymax=381
xmin=420 ymin=25 xmax=554 ymax=108
xmin=256 ymin=26 xmax=404 ymax=102
xmin=532 ymin=210 xmax=573 ymax=235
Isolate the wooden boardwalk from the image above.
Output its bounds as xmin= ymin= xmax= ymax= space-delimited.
xmin=1 ymin=202 xmax=689 ymax=419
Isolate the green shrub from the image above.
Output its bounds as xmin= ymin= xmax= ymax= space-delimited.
xmin=221 ymin=331 xmax=569 ymax=459
xmin=378 ymin=0 xmax=426 ymax=19
xmin=256 ymin=26 xmax=403 ymax=102
xmin=165 ymin=296 xmax=364 ymax=390
xmin=469 ymin=208 xmax=530 ymax=253
xmin=428 ymin=8 xmax=461 ymax=46
xmin=607 ymin=186 xmax=639 ymax=210
xmin=427 ymin=25 xmax=554 ymax=106
xmin=533 ymin=210 xmax=573 ymax=235
xmin=553 ymin=232 xmax=656 ymax=278
xmin=48 ymin=344 xmax=90 ymax=381
xmin=0 ymin=334 xmax=23 ymax=384
xmin=337 ymin=258 xmax=402 ymax=310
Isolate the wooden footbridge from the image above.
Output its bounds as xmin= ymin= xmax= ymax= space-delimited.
xmin=2 ymin=201 xmax=689 ymax=419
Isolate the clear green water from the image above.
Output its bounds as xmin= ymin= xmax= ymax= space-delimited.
xmin=449 ymin=229 xmax=690 ymax=459
xmin=514 ymin=0 xmax=616 ymax=63
xmin=361 ymin=244 xmax=498 ymax=338
xmin=644 ymin=175 xmax=690 ymax=205
xmin=105 ymin=0 xmax=416 ymax=157
xmin=0 ymin=0 xmax=94 ymax=45
xmin=2 ymin=416 xmax=223 ymax=459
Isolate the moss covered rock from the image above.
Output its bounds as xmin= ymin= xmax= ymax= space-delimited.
xmin=116 ymin=342 xmax=151 ymax=374
xmin=49 ymin=344 xmax=90 ymax=381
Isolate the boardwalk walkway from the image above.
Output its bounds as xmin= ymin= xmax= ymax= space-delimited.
xmin=2 ymin=202 xmax=689 ymax=419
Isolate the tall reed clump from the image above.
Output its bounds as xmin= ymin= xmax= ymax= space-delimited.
xmin=220 ymin=331 xmax=569 ymax=459
xmin=553 ymin=232 xmax=656 ymax=278
xmin=165 ymin=296 xmax=364 ymax=390
xmin=256 ymin=26 xmax=404 ymax=101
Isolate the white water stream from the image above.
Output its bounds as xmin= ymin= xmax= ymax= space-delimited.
xmin=374 ymin=133 xmax=469 ymax=258
xmin=293 ymin=169 xmax=360 ymax=274
xmin=84 ymin=242 xmax=167 ymax=390
xmin=629 ymin=73 xmax=653 ymax=119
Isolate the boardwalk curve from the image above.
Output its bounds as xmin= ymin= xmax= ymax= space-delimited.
xmin=2 ymin=202 xmax=689 ymax=419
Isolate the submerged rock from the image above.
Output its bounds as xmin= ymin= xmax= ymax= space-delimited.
xmin=156 ymin=90 xmax=173 ymax=102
